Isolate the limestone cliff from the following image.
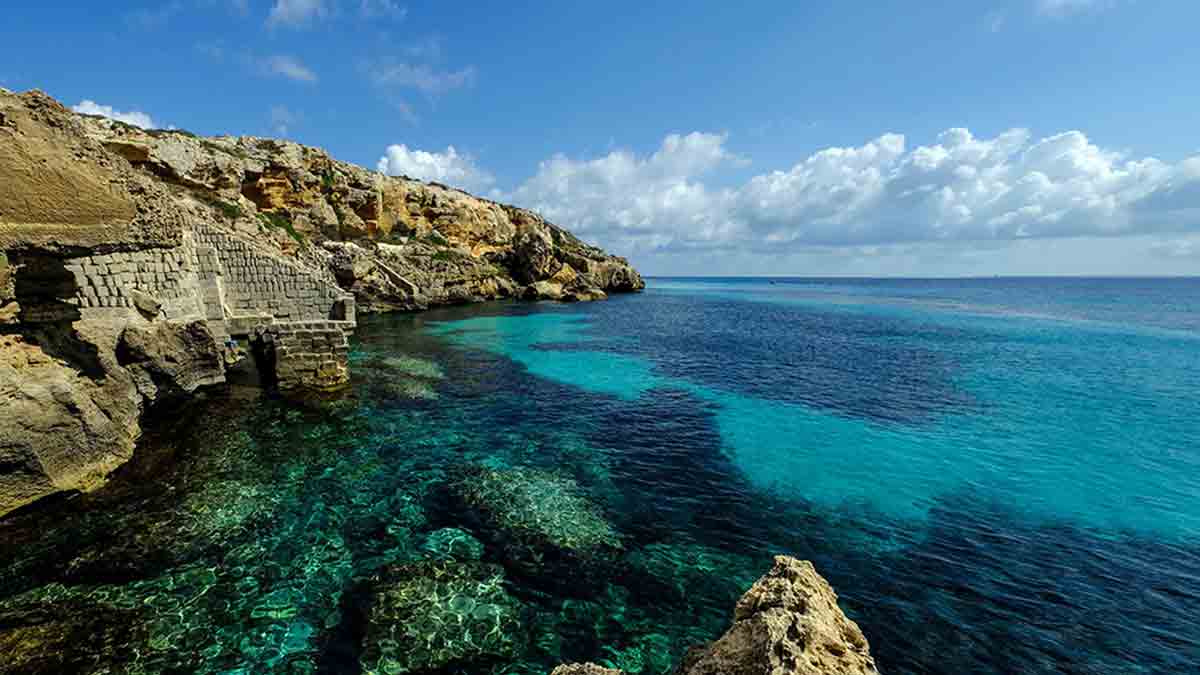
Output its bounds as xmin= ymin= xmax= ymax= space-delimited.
xmin=0 ymin=88 xmax=643 ymax=517
xmin=74 ymin=107 xmax=644 ymax=308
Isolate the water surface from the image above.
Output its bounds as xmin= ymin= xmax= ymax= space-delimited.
xmin=2 ymin=277 xmax=1198 ymax=674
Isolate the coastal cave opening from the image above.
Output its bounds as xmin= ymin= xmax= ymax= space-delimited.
xmin=6 ymin=253 xmax=104 ymax=378
xmin=248 ymin=332 xmax=279 ymax=389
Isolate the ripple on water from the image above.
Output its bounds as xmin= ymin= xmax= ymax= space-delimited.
xmin=1 ymin=281 xmax=1199 ymax=674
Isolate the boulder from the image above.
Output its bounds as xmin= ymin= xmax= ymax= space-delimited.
xmin=0 ymin=331 xmax=141 ymax=517
xmin=675 ymin=556 xmax=878 ymax=675
xmin=127 ymin=288 xmax=162 ymax=317
xmin=116 ymin=320 xmax=226 ymax=402
xmin=524 ymin=280 xmax=565 ymax=301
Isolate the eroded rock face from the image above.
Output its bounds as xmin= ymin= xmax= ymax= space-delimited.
xmin=116 ymin=320 xmax=226 ymax=402
xmin=0 ymin=331 xmax=140 ymax=517
xmin=676 ymin=556 xmax=878 ymax=675
xmin=0 ymin=90 xmax=183 ymax=253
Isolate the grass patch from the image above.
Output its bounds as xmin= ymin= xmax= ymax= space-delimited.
xmin=431 ymin=249 xmax=462 ymax=263
xmin=256 ymin=211 xmax=305 ymax=244
xmin=214 ymin=200 xmax=242 ymax=221
xmin=422 ymin=231 xmax=450 ymax=247
xmin=321 ymin=169 xmax=336 ymax=191
xmin=201 ymin=138 xmax=247 ymax=159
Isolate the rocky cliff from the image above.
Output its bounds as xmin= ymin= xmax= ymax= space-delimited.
xmin=0 ymin=88 xmax=643 ymax=518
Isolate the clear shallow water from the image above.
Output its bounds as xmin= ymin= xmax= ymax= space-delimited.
xmin=2 ymin=277 xmax=1199 ymax=674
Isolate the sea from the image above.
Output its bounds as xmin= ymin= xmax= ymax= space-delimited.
xmin=1 ymin=277 xmax=1198 ymax=674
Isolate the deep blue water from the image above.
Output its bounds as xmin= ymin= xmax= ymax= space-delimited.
xmin=1 ymin=277 xmax=1199 ymax=674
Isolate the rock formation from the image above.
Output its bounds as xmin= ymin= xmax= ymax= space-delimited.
xmin=360 ymin=560 xmax=523 ymax=674
xmin=447 ymin=464 xmax=624 ymax=589
xmin=556 ymin=556 xmax=878 ymax=675
xmin=677 ymin=556 xmax=877 ymax=675
xmin=0 ymin=87 xmax=643 ymax=517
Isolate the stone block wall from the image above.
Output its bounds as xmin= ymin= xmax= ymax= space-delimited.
xmin=47 ymin=222 xmax=356 ymax=391
xmin=261 ymin=320 xmax=354 ymax=391
xmin=63 ymin=241 xmax=204 ymax=320
xmin=194 ymin=224 xmax=351 ymax=324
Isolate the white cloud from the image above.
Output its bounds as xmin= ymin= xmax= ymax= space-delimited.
xmin=376 ymin=144 xmax=494 ymax=193
xmin=269 ymin=105 xmax=299 ymax=136
xmin=71 ymin=100 xmax=157 ymax=129
xmin=509 ymin=132 xmax=745 ymax=251
xmin=369 ymin=63 xmax=476 ymax=95
xmin=267 ymin=0 xmax=328 ymax=27
xmin=265 ymin=55 xmax=318 ymax=82
xmin=497 ymin=127 xmax=1200 ymax=258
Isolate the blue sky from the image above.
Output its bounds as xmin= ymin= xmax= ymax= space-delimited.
xmin=3 ymin=0 xmax=1200 ymax=276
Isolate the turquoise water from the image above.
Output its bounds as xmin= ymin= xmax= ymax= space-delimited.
xmin=1 ymin=277 xmax=1198 ymax=673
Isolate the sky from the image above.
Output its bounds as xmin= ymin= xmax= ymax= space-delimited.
xmin=3 ymin=1 xmax=1200 ymax=277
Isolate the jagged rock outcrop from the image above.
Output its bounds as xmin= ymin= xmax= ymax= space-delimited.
xmin=676 ymin=556 xmax=878 ymax=675
xmin=0 ymin=86 xmax=642 ymax=518
xmin=555 ymin=557 xmax=877 ymax=675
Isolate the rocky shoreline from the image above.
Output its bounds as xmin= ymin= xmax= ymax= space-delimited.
xmin=0 ymin=88 xmax=642 ymax=518
xmin=0 ymin=88 xmax=879 ymax=674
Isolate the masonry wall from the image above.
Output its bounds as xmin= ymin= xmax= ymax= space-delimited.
xmin=63 ymin=239 xmax=205 ymax=320
xmin=194 ymin=224 xmax=349 ymax=325
xmin=51 ymin=222 xmax=356 ymax=390
xmin=265 ymin=319 xmax=353 ymax=391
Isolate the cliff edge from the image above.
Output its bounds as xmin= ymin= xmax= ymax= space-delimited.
xmin=0 ymin=88 xmax=643 ymax=517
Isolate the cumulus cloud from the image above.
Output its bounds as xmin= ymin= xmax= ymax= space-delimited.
xmin=376 ymin=144 xmax=494 ymax=193
xmin=509 ymin=132 xmax=745 ymax=251
xmin=369 ymin=62 xmax=476 ymax=95
xmin=71 ymin=100 xmax=157 ymax=129
xmin=267 ymin=0 xmax=328 ymax=27
xmin=265 ymin=55 xmax=318 ymax=82
xmin=499 ymin=127 xmax=1200 ymax=257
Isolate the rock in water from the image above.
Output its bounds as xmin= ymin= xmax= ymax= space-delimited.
xmin=360 ymin=560 xmax=523 ymax=674
xmin=676 ymin=556 xmax=878 ymax=675
xmin=448 ymin=465 xmax=622 ymax=589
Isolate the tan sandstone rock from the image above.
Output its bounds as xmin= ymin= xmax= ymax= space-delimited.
xmin=676 ymin=556 xmax=878 ymax=675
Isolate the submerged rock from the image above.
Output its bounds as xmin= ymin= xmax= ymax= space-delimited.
xmin=420 ymin=527 xmax=485 ymax=561
xmin=448 ymin=465 xmax=622 ymax=587
xmin=361 ymin=560 xmax=523 ymax=674
xmin=675 ymin=556 xmax=878 ymax=675
xmin=380 ymin=355 xmax=445 ymax=381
